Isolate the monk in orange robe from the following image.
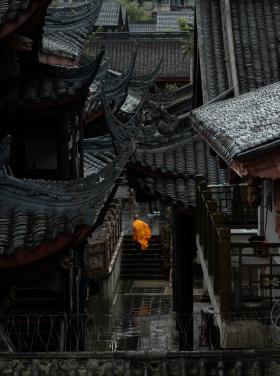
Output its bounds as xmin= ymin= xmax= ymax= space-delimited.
xmin=132 ymin=215 xmax=151 ymax=254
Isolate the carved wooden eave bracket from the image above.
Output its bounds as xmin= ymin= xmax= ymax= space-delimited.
xmin=40 ymin=0 xmax=102 ymax=67
xmin=230 ymin=146 xmax=280 ymax=181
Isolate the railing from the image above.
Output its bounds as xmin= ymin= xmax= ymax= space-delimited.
xmin=195 ymin=176 xmax=280 ymax=314
xmin=85 ymin=199 xmax=122 ymax=275
xmin=1 ymin=311 xmax=280 ymax=352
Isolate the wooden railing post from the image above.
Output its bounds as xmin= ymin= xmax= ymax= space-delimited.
xmin=86 ymin=199 xmax=123 ymax=275
xmin=211 ymin=213 xmax=224 ymax=294
xmin=218 ymin=227 xmax=232 ymax=315
xmin=205 ymin=200 xmax=217 ymax=271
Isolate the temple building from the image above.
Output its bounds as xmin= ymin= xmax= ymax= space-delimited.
xmin=1 ymin=1 xmax=280 ymax=374
xmin=0 ymin=0 xmax=129 ymax=327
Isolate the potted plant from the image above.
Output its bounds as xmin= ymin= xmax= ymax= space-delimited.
xmin=200 ymin=288 xmax=210 ymax=302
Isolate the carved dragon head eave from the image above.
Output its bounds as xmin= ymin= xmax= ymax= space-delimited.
xmin=102 ymin=40 xmax=139 ymax=111
xmin=129 ymin=56 xmax=163 ymax=88
xmin=101 ymin=85 xmax=148 ymax=155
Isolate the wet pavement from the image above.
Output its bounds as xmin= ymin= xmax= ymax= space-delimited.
xmin=85 ymin=186 xmax=211 ymax=351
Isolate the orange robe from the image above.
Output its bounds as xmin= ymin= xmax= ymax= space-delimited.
xmin=132 ymin=219 xmax=151 ymax=250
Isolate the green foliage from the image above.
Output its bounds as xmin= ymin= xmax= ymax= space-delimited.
xmin=160 ymin=207 xmax=172 ymax=272
xmin=84 ymin=26 xmax=104 ymax=57
xmin=113 ymin=0 xmax=152 ymax=24
xmin=165 ymin=82 xmax=178 ymax=90
xmin=49 ymin=0 xmax=59 ymax=7
xmin=202 ymin=289 xmax=209 ymax=298
xmin=177 ymin=17 xmax=194 ymax=62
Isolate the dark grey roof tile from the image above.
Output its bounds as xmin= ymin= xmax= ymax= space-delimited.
xmin=191 ymin=81 xmax=280 ymax=164
xmin=156 ymin=10 xmax=194 ymax=31
xmin=89 ymin=40 xmax=189 ymax=78
xmin=196 ymin=0 xmax=229 ymax=102
xmin=42 ymin=1 xmax=102 ymax=64
xmin=0 ymin=0 xmax=30 ymax=24
xmin=95 ymin=2 xmax=121 ymax=26
xmin=1 ymin=51 xmax=103 ymax=108
xmin=129 ymin=24 xmax=157 ymax=33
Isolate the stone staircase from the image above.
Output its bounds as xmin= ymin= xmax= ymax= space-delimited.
xmin=121 ymin=235 xmax=168 ymax=280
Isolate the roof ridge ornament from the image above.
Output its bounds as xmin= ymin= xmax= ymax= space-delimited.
xmin=100 ymin=85 xmax=147 ymax=155
xmin=0 ymin=135 xmax=13 ymax=178
xmin=103 ymin=40 xmax=138 ymax=111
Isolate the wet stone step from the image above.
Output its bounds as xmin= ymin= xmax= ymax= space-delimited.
xmin=121 ymin=266 xmax=163 ymax=271
xmin=123 ymin=248 xmax=162 ymax=257
xmin=120 ymin=275 xmax=167 ymax=280
xmin=122 ymin=259 xmax=163 ymax=264
xmin=121 ymin=236 xmax=166 ymax=280
xmin=121 ymin=270 xmax=165 ymax=275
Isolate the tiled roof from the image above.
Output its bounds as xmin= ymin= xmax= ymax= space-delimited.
xmin=129 ymin=24 xmax=157 ymax=33
xmin=83 ymin=136 xmax=116 ymax=177
xmin=196 ymin=0 xmax=229 ymax=102
xmin=0 ymin=0 xmax=50 ymax=40
xmin=156 ymin=11 xmax=194 ymax=31
xmin=89 ymin=40 xmax=190 ymax=78
xmin=0 ymin=203 xmax=82 ymax=256
xmin=0 ymin=50 xmax=104 ymax=109
xmin=121 ymin=6 xmax=127 ymax=26
xmin=190 ymin=81 xmax=280 ymax=165
xmin=129 ymin=135 xmax=228 ymax=211
xmin=0 ymin=133 xmax=128 ymax=256
xmin=229 ymin=0 xmax=280 ymax=94
xmin=95 ymin=2 xmax=121 ymax=27
xmin=132 ymin=132 xmax=225 ymax=179
xmin=164 ymin=95 xmax=193 ymax=116
xmin=0 ymin=0 xmax=30 ymax=24
xmin=196 ymin=0 xmax=280 ymax=103
xmin=41 ymin=1 xmax=102 ymax=66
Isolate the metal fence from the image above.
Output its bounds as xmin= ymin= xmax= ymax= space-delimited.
xmin=1 ymin=311 xmax=280 ymax=353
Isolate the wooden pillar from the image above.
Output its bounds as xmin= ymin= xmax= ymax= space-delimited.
xmin=77 ymin=107 xmax=84 ymax=178
xmin=218 ymin=227 xmax=232 ymax=315
xmin=201 ymin=190 xmax=212 ymax=249
xmin=205 ymin=200 xmax=217 ymax=273
xmin=70 ymin=112 xmax=77 ymax=180
xmin=196 ymin=181 xmax=207 ymax=245
xmin=58 ymin=116 xmax=69 ymax=180
xmin=211 ymin=213 xmax=224 ymax=294
xmin=172 ymin=208 xmax=194 ymax=350
xmin=195 ymin=175 xmax=205 ymax=233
